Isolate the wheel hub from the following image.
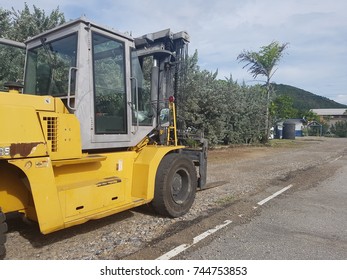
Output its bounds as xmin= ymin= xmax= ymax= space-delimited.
xmin=171 ymin=169 xmax=190 ymax=204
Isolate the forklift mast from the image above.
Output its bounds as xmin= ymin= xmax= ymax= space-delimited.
xmin=134 ymin=28 xmax=189 ymax=122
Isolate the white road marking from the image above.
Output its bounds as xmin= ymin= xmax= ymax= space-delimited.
xmin=157 ymin=184 xmax=294 ymax=259
xmin=257 ymin=184 xmax=293 ymax=206
xmin=330 ymin=156 xmax=342 ymax=163
xmin=156 ymin=220 xmax=232 ymax=260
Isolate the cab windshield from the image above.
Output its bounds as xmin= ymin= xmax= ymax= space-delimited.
xmin=0 ymin=39 xmax=25 ymax=90
xmin=24 ymin=33 xmax=77 ymax=96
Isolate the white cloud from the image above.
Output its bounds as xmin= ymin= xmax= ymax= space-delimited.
xmin=335 ymin=95 xmax=347 ymax=105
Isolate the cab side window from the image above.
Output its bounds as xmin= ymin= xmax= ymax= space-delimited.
xmin=92 ymin=33 xmax=127 ymax=134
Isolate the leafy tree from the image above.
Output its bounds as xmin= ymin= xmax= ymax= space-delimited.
xmin=0 ymin=9 xmax=11 ymax=38
xmin=225 ymin=84 xmax=267 ymax=144
xmin=271 ymin=95 xmax=298 ymax=121
xmin=179 ymin=51 xmax=269 ymax=145
xmin=179 ymin=51 xmax=227 ymax=145
xmin=0 ymin=4 xmax=65 ymax=87
xmin=331 ymin=121 xmax=347 ymax=137
xmin=6 ymin=3 xmax=65 ymax=41
xmin=237 ymin=42 xmax=288 ymax=85
xmin=302 ymin=110 xmax=318 ymax=122
xmin=0 ymin=8 xmax=22 ymax=87
xmin=237 ymin=41 xmax=289 ymax=139
xmin=0 ymin=42 xmax=25 ymax=88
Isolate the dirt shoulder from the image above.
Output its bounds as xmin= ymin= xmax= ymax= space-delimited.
xmin=3 ymin=137 xmax=347 ymax=259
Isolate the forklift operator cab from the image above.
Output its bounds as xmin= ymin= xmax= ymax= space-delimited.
xmin=23 ymin=17 xmax=185 ymax=150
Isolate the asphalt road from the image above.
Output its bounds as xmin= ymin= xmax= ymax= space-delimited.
xmin=181 ymin=154 xmax=347 ymax=260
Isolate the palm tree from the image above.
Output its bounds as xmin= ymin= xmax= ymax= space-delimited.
xmin=237 ymin=41 xmax=289 ymax=140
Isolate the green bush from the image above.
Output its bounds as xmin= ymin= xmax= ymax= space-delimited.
xmin=330 ymin=121 xmax=347 ymax=137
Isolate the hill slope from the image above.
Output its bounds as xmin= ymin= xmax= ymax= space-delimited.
xmin=272 ymin=83 xmax=346 ymax=111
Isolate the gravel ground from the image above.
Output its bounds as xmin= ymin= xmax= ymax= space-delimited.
xmin=3 ymin=136 xmax=347 ymax=260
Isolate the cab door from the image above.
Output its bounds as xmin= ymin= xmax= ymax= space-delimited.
xmin=91 ymin=32 xmax=129 ymax=140
xmin=87 ymin=28 xmax=156 ymax=149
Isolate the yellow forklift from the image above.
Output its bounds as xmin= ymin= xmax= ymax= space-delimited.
xmin=0 ymin=17 xmax=207 ymax=256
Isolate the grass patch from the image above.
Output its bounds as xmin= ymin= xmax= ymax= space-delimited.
xmin=268 ymin=139 xmax=302 ymax=148
xmin=216 ymin=195 xmax=235 ymax=206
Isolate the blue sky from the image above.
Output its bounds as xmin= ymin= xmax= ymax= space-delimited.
xmin=2 ymin=0 xmax=347 ymax=105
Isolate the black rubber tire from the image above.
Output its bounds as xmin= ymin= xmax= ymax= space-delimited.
xmin=0 ymin=209 xmax=7 ymax=257
xmin=151 ymin=153 xmax=197 ymax=218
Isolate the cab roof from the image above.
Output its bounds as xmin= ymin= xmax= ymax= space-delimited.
xmin=25 ymin=16 xmax=133 ymax=44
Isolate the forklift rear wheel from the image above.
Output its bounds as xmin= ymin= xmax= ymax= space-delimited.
xmin=152 ymin=153 xmax=197 ymax=217
xmin=0 ymin=208 xmax=7 ymax=257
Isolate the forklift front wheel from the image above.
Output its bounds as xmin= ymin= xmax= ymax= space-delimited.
xmin=152 ymin=153 xmax=197 ymax=218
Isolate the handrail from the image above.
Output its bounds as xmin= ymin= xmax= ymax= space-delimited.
xmin=130 ymin=76 xmax=139 ymax=134
xmin=67 ymin=67 xmax=78 ymax=111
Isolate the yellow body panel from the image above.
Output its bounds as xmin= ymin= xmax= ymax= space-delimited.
xmin=2 ymin=145 xmax=180 ymax=234
xmin=0 ymin=91 xmax=55 ymax=111
xmin=0 ymin=104 xmax=47 ymax=158
xmin=8 ymin=157 xmax=65 ymax=233
xmin=132 ymin=145 xmax=183 ymax=200
xmin=0 ymin=93 xmax=82 ymax=160
xmin=37 ymin=111 xmax=82 ymax=160
xmin=0 ymin=162 xmax=33 ymax=213
xmin=54 ymin=151 xmax=137 ymax=225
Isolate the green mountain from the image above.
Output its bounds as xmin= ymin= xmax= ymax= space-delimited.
xmin=272 ymin=83 xmax=347 ymax=111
